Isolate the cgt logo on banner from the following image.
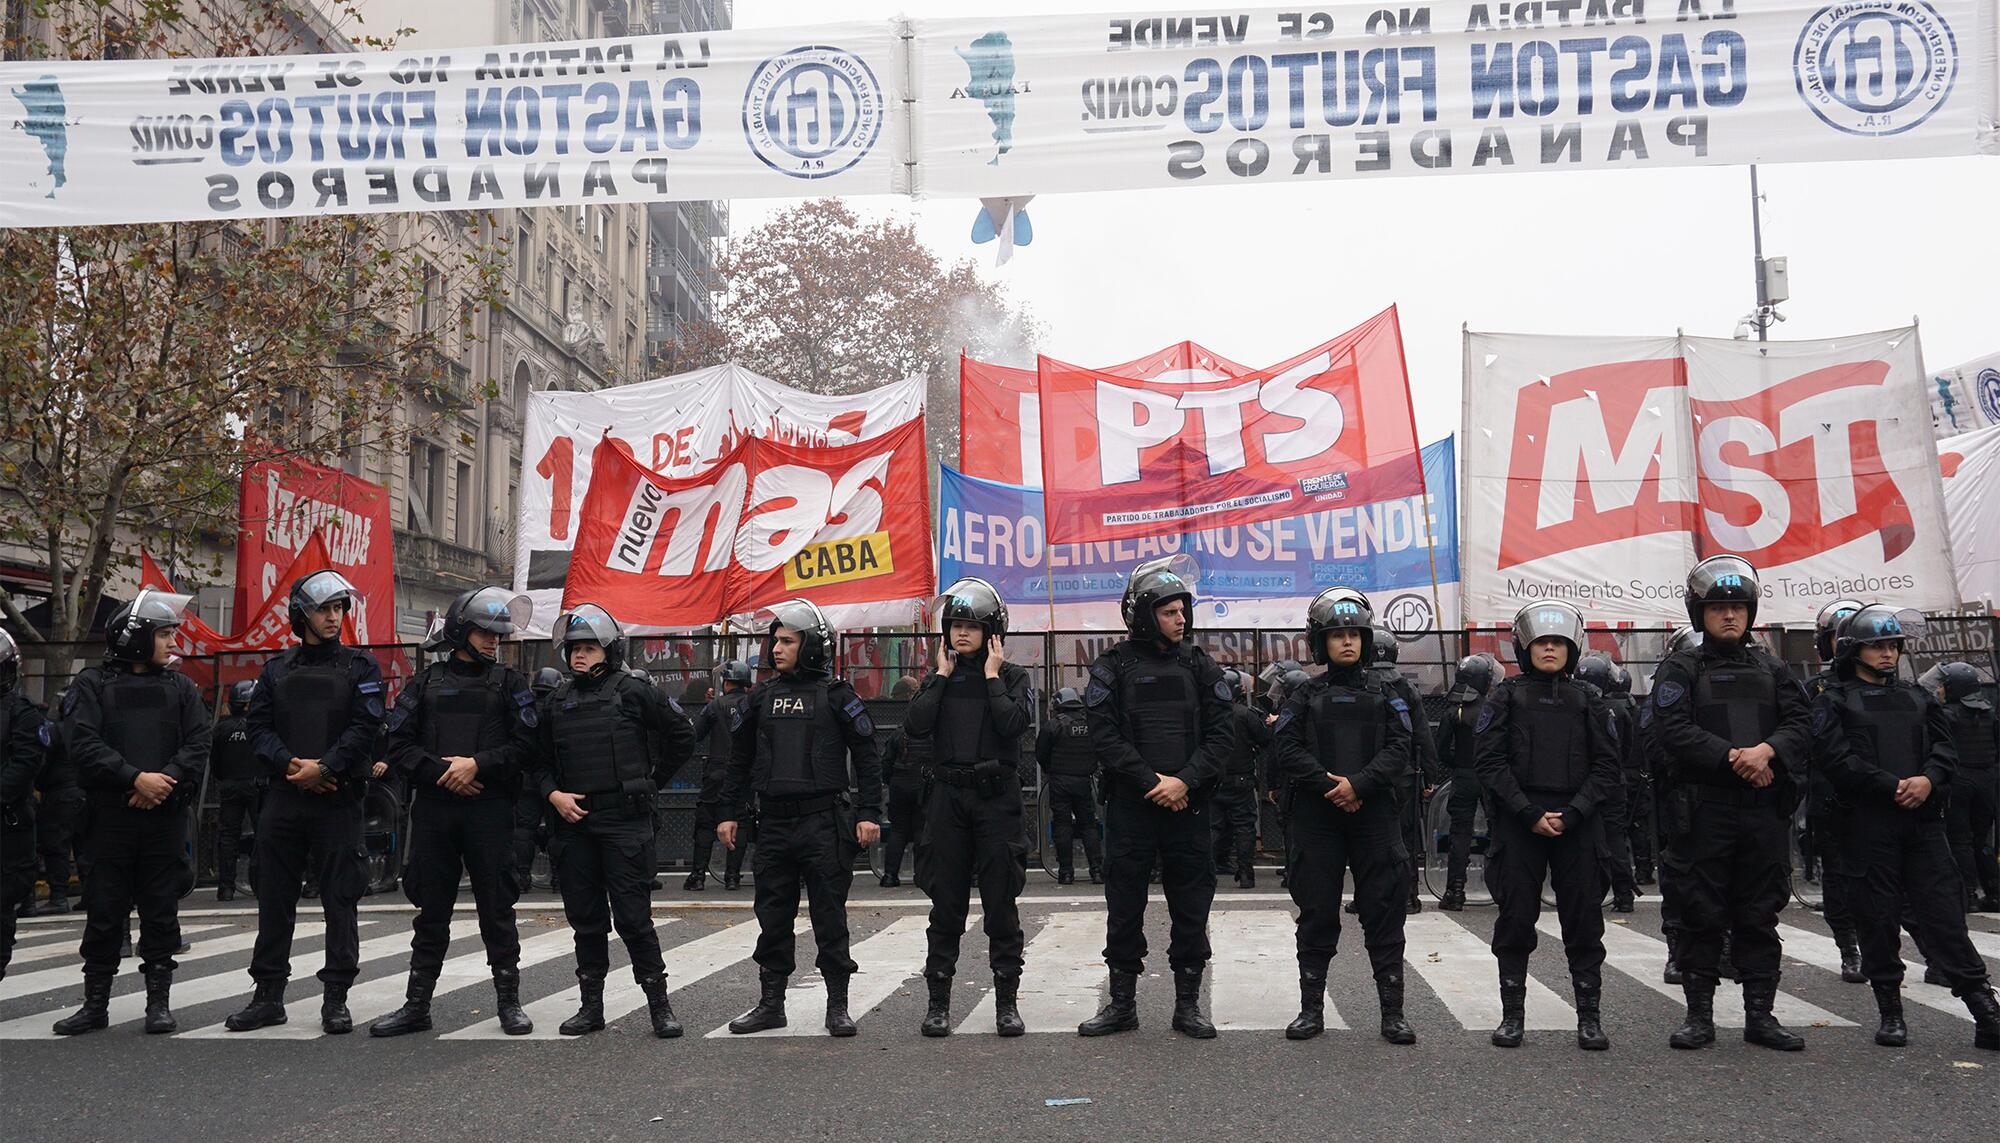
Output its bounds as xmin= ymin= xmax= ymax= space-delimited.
xmin=1037 ymin=306 xmax=1424 ymax=544
xmin=1461 ymin=326 xmax=1961 ymax=625
xmin=562 ymin=419 xmax=934 ymax=627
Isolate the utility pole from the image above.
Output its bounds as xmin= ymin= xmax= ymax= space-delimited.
xmin=1741 ymin=165 xmax=1788 ymax=342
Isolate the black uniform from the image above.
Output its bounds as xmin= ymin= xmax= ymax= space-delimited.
xmin=209 ymin=710 xmax=262 ymax=893
xmin=1604 ymin=689 xmax=1654 ymax=883
xmin=536 ymin=667 xmax=694 ymax=984
xmin=1595 ymin=687 xmax=1642 ymax=903
xmin=64 ymin=662 xmax=210 ymax=977
xmin=3 ymin=690 xmax=51 ymax=973
xmin=1085 ymin=638 xmax=1232 ymax=976
xmin=902 ymin=658 xmax=1035 ymax=981
xmin=1943 ymin=696 xmax=1998 ymax=908
xmin=1370 ymin=666 xmax=1440 ymax=907
xmin=30 ymin=730 xmax=82 ymax=913
xmin=1647 ymin=638 xmax=1810 ymax=992
xmin=384 ymin=657 xmax=538 ymax=978
xmin=245 ymin=641 xmax=384 ymax=987
xmin=1801 ymin=670 xmax=1861 ymax=962
xmin=1814 ymin=677 xmax=1991 ymax=992
xmin=1436 ymin=695 xmax=1484 ymax=896
xmin=1474 ymin=670 xmax=1622 ymax=986
xmin=880 ymin=727 xmax=930 ymax=883
xmin=689 ymin=688 xmax=751 ymax=883
xmin=1273 ymin=665 xmax=1414 ymax=981
xmin=1211 ymin=702 xmax=1270 ymax=879
xmin=724 ymin=671 xmax=881 ymax=981
xmin=1035 ymin=707 xmax=1101 ymax=880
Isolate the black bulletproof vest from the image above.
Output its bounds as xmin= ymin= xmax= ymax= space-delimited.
xmin=421 ymin=663 xmax=511 ymax=760
xmin=550 ymin=674 xmax=652 ymax=795
xmin=938 ymin=667 xmax=1020 ymax=765
xmin=98 ymin=669 xmax=179 ymax=773
xmin=1692 ymin=658 xmax=1779 ymax=749
xmin=1048 ymin=711 xmax=1096 ymax=776
xmin=1952 ymin=706 xmax=1996 ymax=770
xmin=273 ymin=647 xmax=354 ymax=759
xmin=705 ymin=691 xmax=746 ymax=762
xmin=756 ymin=678 xmax=843 ymax=796
xmin=1839 ymin=684 xmax=1929 ymax=782
xmin=1447 ymin=702 xmax=1479 ymax=775
xmin=1505 ymin=677 xmax=1593 ymax=795
xmin=1309 ymin=683 xmax=1387 ymax=779
xmin=1225 ymin=705 xmax=1259 ymax=776
xmin=211 ymin=716 xmax=260 ymax=781
xmin=1119 ymin=656 xmax=1198 ymax=772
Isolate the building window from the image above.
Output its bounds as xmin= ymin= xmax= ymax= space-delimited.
xmin=407 ymin=439 xmax=445 ymax=535
xmin=416 ymin=262 xmax=442 ymax=335
xmin=513 ymin=224 xmax=531 ymax=285
xmin=456 ymin=460 xmax=476 ymax=547
xmin=542 ymin=241 xmax=556 ymax=302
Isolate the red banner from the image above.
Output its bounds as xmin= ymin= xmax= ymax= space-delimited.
xmin=959 ymin=343 xmax=1252 ymax=487
xmin=237 ymin=456 xmax=394 ymax=644
xmin=143 ymin=531 xmax=357 ymax=654
xmin=563 ymin=419 xmax=935 ymax=627
xmin=1037 ymin=307 xmax=1423 ymax=544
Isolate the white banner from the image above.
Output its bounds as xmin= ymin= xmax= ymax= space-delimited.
xmin=914 ymin=1 xmax=2000 ymax=196
xmin=1461 ymin=326 xmax=1961 ymax=625
xmin=1939 ymin=423 xmax=2000 ymax=608
xmin=515 ymin=363 xmax=924 ymax=629
xmin=0 ymin=24 xmax=901 ymax=227
xmin=1929 ymin=349 xmax=2000 ymax=437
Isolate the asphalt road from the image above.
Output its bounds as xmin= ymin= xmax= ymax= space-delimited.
xmin=3 ymin=880 xmax=1995 ymax=1142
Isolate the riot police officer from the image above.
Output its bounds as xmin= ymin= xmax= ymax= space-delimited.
xmin=902 ymin=578 xmax=1036 ymax=1037
xmin=526 ymin=604 xmax=694 ymax=1037
xmin=1804 ymin=600 xmax=1867 ymax=982
xmin=1036 ymin=688 xmax=1102 ymax=886
xmin=1813 ymin=607 xmax=2000 ymax=1050
xmin=1576 ymin=653 xmax=1639 ymax=913
xmin=1368 ymin=627 xmax=1439 ymax=914
xmin=1649 ymin=556 xmax=1810 ymax=1052
xmin=29 ymin=709 xmax=81 ymax=916
xmin=2 ymin=628 xmax=51 ymax=977
xmin=688 ymin=660 xmax=753 ymax=892
xmin=210 ymin=680 xmax=260 ymax=902
xmin=1076 ymin=556 xmax=1233 ymax=1040
xmin=1608 ymin=663 xmax=1653 ymax=887
xmin=719 ymin=600 xmax=882 ymax=1037
xmin=1272 ymin=588 xmax=1417 ymax=1043
xmin=52 ymin=591 xmax=211 ymax=1035
xmin=879 ymin=675 xmax=928 ymax=889
xmin=1265 ymin=667 xmax=1311 ymax=889
xmin=369 ymin=588 xmax=540 ymax=1037
xmin=1436 ymin=653 xmax=1498 ymax=910
xmin=226 ymin=571 xmax=383 ymax=1035
xmin=1934 ymin=662 xmax=1998 ymax=913
xmin=512 ymin=666 xmax=565 ymax=893
xmin=1478 ymin=603 xmax=1622 ymax=1050
xmin=1211 ymin=669 xmax=1270 ymax=889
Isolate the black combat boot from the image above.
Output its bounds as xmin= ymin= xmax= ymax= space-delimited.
xmin=1440 ymin=876 xmax=1466 ymax=911
xmin=1077 ymin=970 xmax=1138 ymax=1036
xmin=1172 ymin=966 xmax=1216 ymax=1039
xmin=1574 ymin=977 xmax=1609 ymax=1051
xmin=682 ymin=870 xmax=707 ymax=892
xmin=1406 ymin=888 xmax=1424 ymax=915
xmin=321 ymin=982 xmax=352 ymax=1035
xmin=640 ymin=974 xmax=682 ymax=1039
xmin=1923 ymin=965 xmax=1949 ymax=987
xmin=1872 ymin=982 xmax=1907 ymax=1047
xmin=1088 ymin=867 xmax=1103 ymax=885
xmin=225 ymin=979 xmax=289 ymax=1032
xmin=1491 ymin=978 xmax=1526 ymax=1048
xmin=994 ymin=973 xmax=1025 ymax=1037
xmin=1974 ymin=893 xmax=2000 ymax=914
xmin=1612 ymin=888 xmax=1636 ymax=913
xmin=920 ymin=974 xmax=952 ymax=1038
xmin=1238 ymin=864 xmax=1257 ymax=889
xmin=367 ymin=975 xmax=435 ymax=1037
xmin=52 ymin=972 xmax=113 ymax=1036
xmin=721 ymin=873 xmax=742 ymax=891
xmin=727 ymin=971 xmax=786 ymax=1034
xmin=216 ymin=883 xmax=236 ymax=903
xmin=1662 ymin=934 xmax=1683 ymax=985
xmin=1717 ymin=934 xmax=1739 ymax=983
xmin=1963 ymin=987 xmax=1999 ymax=1051
xmin=823 ymin=973 xmax=856 ymax=1037
xmin=1635 ymin=862 xmax=1655 ymax=887
xmin=1670 ymin=976 xmax=1717 ymax=1049
xmin=1743 ymin=981 xmax=1804 ymax=1051
xmin=1285 ymin=971 xmax=1326 ymax=1040
xmin=1834 ymin=927 xmax=1865 ymax=983
xmin=495 ymin=968 xmax=533 ymax=1036
xmin=38 ymin=889 xmax=72 ymax=915
xmin=1377 ymin=971 xmax=1417 ymax=1044
xmin=142 ymin=969 xmax=176 ymax=1035
xmin=561 ymin=972 xmax=607 ymax=1036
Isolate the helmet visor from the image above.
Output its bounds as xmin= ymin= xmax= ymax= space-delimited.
xmin=294 ymin=570 xmax=358 ymax=610
xmin=1512 ymin=602 xmax=1586 ymax=650
xmin=129 ymin=588 xmax=194 ymax=627
xmin=1307 ymin=588 xmax=1372 ymax=633
xmin=762 ymin=599 xmax=829 ymax=639
xmin=1688 ymin=555 xmax=1760 ymax=603
xmin=934 ymin=578 xmax=1006 ymax=628
xmin=464 ymin=588 xmax=532 ymax=635
xmin=1844 ymin=605 xmax=1924 ymax=647
xmin=1127 ymin=554 xmax=1201 ymax=603
xmin=558 ymin=602 xmax=621 ymax=647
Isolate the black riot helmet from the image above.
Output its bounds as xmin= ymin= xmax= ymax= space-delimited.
xmin=1120 ymin=554 xmax=1199 ymax=642
xmin=558 ymin=602 xmax=625 ymax=675
xmin=1220 ymin=669 xmax=1243 ymax=698
xmin=1574 ymin=652 xmax=1617 ymax=692
xmin=1934 ymin=662 xmax=1993 ymax=710
xmin=935 ymin=577 xmax=1008 ymax=640
xmin=762 ymin=599 xmax=835 ymax=678
xmin=1056 ymin=686 xmax=1082 ymax=711
xmin=1446 ymin=653 xmax=1501 ymax=702
xmin=1279 ymin=669 xmax=1311 ymax=702
xmin=1813 ymin=598 xmax=1865 ymax=664
xmin=1833 ymin=604 xmax=1924 ymax=666
xmin=1665 ymin=626 xmax=1704 ymax=657
xmin=429 ymin=586 xmax=531 ymax=663
xmin=1511 ymin=600 xmax=1586 ymax=674
xmin=719 ymin=659 xmax=753 ymax=688
xmin=106 ymin=588 xmax=193 ymax=664
xmin=0 ymin=627 xmax=17 ymax=693
xmin=1306 ymin=587 xmax=1375 ymax=666
xmin=1371 ymin=623 xmax=1400 ymax=666
xmin=531 ymin=667 xmax=564 ymax=696
xmin=227 ymin=679 xmax=256 ymax=716
xmin=1685 ymin=555 xmax=1761 ymax=627
xmin=1610 ymin=662 xmax=1633 ymax=696
xmin=288 ymin=569 xmax=358 ymax=641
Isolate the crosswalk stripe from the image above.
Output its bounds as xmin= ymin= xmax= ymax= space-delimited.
xmin=0 ymin=923 xmax=332 ymax=1004
xmin=707 ymin=915 xmax=939 ymax=1038
xmin=959 ymin=911 xmax=1104 ymax=1035
xmin=1776 ymin=924 xmax=1970 ymax=1024
xmin=1549 ymin=919 xmax=1857 ymax=1028
xmin=1965 ymin=929 xmax=2000 ymax=962
xmin=1402 ymin=912 xmax=1575 ymax=1030
xmin=4 ymin=924 xmax=229 ymax=970
xmin=1209 ymin=911 xmax=1343 ymax=1031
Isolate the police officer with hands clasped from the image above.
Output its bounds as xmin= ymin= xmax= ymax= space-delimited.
xmin=1036 ymin=687 xmax=1103 ymax=886
xmin=209 ymin=680 xmax=261 ymax=902
xmin=688 ymin=659 xmax=753 ymax=892
xmin=1436 ymin=653 xmax=1499 ymax=910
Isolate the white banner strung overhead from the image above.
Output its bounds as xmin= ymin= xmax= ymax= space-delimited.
xmin=1938 ymin=424 xmax=2000 ymax=609
xmin=1928 ymin=349 xmax=2000 ymax=438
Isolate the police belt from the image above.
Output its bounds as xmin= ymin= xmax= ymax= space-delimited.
xmin=923 ymin=764 xmax=990 ymax=788
xmin=1686 ymin=784 xmax=1779 ymax=807
xmin=758 ymin=793 xmax=842 ymax=819
xmin=576 ymin=791 xmax=653 ymax=816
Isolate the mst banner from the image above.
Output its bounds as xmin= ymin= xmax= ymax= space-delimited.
xmin=237 ymin=456 xmax=394 ymax=644
xmin=1461 ymin=326 xmax=1961 ymax=624
xmin=1038 ymin=306 xmax=1423 ymax=543
xmin=914 ymin=2 xmax=2000 ymax=197
xmin=0 ymin=23 xmax=901 ymax=227
xmin=562 ymin=419 xmax=934 ymax=627
xmin=1939 ymin=424 xmax=2000 ymax=609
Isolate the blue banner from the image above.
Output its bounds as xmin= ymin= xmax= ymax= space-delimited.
xmin=938 ymin=437 xmax=1457 ymax=603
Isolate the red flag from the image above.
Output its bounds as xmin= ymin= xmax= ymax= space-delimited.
xmin=142 ymin=531 xmax=355 ymax=654
xmin=236 ymin=454 xmax=394 ymax=644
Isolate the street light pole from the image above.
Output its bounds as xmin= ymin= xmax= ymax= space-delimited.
xmin=1749 ymin=164 xmax=1768 ymax=342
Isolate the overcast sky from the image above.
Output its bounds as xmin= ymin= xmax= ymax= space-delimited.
xmin=729 ymin=1 xmax=2000 ymax=445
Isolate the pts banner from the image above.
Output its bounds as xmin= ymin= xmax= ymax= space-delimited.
xmin=1460 ymin=326 xmax=1961 ymax=624
xmin=237 ymin=456 xmax=394 ymax=645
